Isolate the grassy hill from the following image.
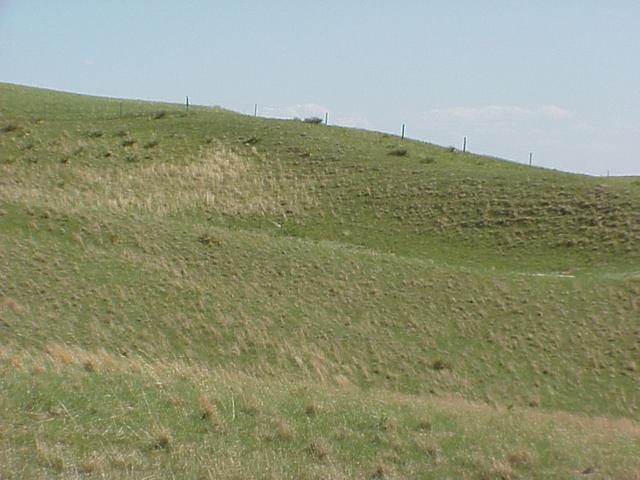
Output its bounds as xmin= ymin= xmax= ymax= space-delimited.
xmin=1 ymin=83 xmax=639 ymax=478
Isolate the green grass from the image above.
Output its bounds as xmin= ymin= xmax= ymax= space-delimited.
xmin=1 ymin=83 xmax=639 ymax=478
xmin=2 ymin=352 xmax=639 ymax=479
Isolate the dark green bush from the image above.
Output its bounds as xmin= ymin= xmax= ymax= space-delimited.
xmin=303 ymin=117 xmax=323 ymax=125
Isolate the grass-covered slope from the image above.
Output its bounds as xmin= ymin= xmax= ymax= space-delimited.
xmin=1 ymin=83 xmax=639 ymax=478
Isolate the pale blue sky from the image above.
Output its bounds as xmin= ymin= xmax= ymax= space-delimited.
xmin=1 ymin=1 xmax=639 ymax=175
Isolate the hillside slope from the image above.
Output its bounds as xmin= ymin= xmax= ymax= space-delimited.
xmin=1 ymin=83 xmax=639 ymax=478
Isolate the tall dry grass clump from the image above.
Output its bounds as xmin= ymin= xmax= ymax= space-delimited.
xmin=0 ymin=143 xmax=315 ymax=216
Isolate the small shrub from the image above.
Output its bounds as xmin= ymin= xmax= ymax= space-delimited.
xmin=86 ymin=130 xmax=103 ymax=138
xmin=379 ymin=416 xmax=398 ymax=433
xmin=371 ymin=460 xmax=391 ymax=479
xmin=481 ymin=460 xmax=514 ymax=480
xmin=273 ymin=418 xmax=294 ymax=441
xmin=260 ymin=419 xmax=294 ymax=442
xmin=153 ymin=429 xmax=172 ymax=450
xmin=387 ymin=147 xmax=408 ymax=157
xmin=78 ymin=457 xmax=102 ymax=475
xmin=152 ymin=111 xmax=167 ymax=120
xmin=143 ymin=139 xmax=159 ymax=149
xmin=422 ymin=442 xmax=439 ymax=458
xmin=415 ymin=418 xmax=432 ymax=431
xmin=83 ymin=358 xmax=98 ymax=372
xmin=239 ymin=395 xmax=259 ymax=416
xmin=303 ymin=116 xmax=323 ymax=124
xmin=305 ymin=401 xmax=321 ymax=417
xmin=431 ymin=358 xmax=450 ymax=371
xmin=199 ymin=396 xmax=224 ymax=431
xmin=3 ymin=297 xmax=25 ymax=315
xmin=120 ymin=138 xmax=136 ymax=147
xmin=35 ymin=438 xmax=65 ymax=472
xmin=420 ymin=156 xmax=436 ymax=164
xmin=197 ymin=233 xmax=223 ymax=247
xmin=0 ymin=123 xmax=19 ymax=133
xmin=306 ymin=438 xmax=331 ymax=461
xmin=113 ymin=130 xmax=128 ymax=138
xmin=507 ymin=449 xmax=533 ymax=468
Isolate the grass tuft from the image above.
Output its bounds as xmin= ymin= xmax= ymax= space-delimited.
xmin=415 ymin=417 xmax=432 ymax=431
xmin=305 ymin=401 xmax=321 ymax=417
xmin=481 ymin=459 xmax=514 ymax=480
xmin=2 ymin=297 xmax=25 ymax=315
xmin=199 ymin=396 xmax=224 ymax=431
xmin=0 ymin=123 xmax=20 ymax=133
xmin=35 ymin=438 xmax=65 ymax=472
xmin=152 ymin=429 xmax=172 ymax=450
xmin=431 ymin=358 xmax=450 ymax=371
xmin=387 ymin=147 xmax=408 ymax=157
xmin=507 ymin=449 xmax=533 ymax=468
xmin=306 ymin=438 xmax=331 ymax=461
xmin=86 ymin=130 xmax=103 ymax=138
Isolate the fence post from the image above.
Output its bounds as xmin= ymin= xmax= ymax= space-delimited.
xmin=401 ymin=124 xmax=405 ymax=140
xmin=186 ymin=96 xmax=189 ymax=112
xmin=529 ymin=152 xmax=533 ymax=166
xmin=254 ymin=104 xmax=258 ymax=117
xmin=463 ymin=136 xmax=467 ymax=153
xmin=325 ymin=112 xmax=328 ymax=125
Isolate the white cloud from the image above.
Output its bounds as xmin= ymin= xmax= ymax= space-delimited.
xmin=333 ymin=115 xmax=372 ymax=129
xmin=425 ymin=104 xmax=571 ymax=123
xmin=428 ymin=105 xmax=529 ymax=121
xmin=539 ymin=104 xmax=571 ymax=119
xmin=261 ymin=103 xmax=328 ymax=120
xmin=258 ymin=104 xmax=371 ymax=129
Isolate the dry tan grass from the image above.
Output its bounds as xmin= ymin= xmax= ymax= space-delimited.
xmin=157 ymin=429 xmax=173 ymax=448
xmin=384 ymin=389 xmax=640 ymax=438
xmin=1 ymin=297 xmax=25 ymax=315
xmin=34 ymin=436 xmax=65 ymax=472
xmin=199 ymin=395 xmax=224 ymax=431
xmin=10 ymin=341 xmax=640 ymax=444
xmin=481 ymin=459 xmax=514 ymax=480
xmin=1 ymin=343 xmax=640 ymax=479
xmin=0 ymin=143 xmax=315 ymax=216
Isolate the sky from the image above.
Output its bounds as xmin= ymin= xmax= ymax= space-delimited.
xmin=1 ymin=1 xmax=639 ymax=176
